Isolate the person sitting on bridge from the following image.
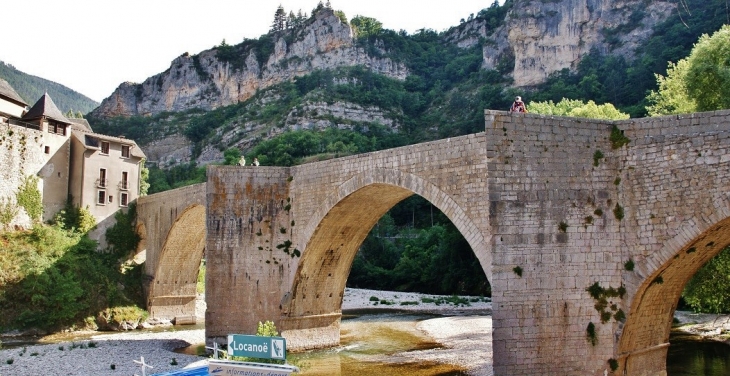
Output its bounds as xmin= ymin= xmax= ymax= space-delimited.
xmin=510 ymin=96 xmax=528 ymax=113
xmin=253 ymin=157 xmax=260 ymax=166
xmin=238 ymin=156 xmax=246 ymax=166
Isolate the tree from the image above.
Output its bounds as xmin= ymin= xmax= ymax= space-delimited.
xmin=528 ymin=98 xmax=630 ymax=120
xmin=287 ymin=11 xmax=296 ymax=29
xmin=646 ymin=25 xmax=730 ymax=115
xmin=271 ymin=5 xmax=286 ymax=32
xmin=645 ymin=60 xmax=696 ymax=116
xmin=350 ymin=16 xmax=383 ymax=39
xmin=683 ymin=247 xmax=730 ymax=313
xmin=223 ymin=147 xmax=242 ymax=165
xmin=684 ymin=25 xmax=730 ymax=111
xmin=139 ymin=160 xmax=150 ymax=196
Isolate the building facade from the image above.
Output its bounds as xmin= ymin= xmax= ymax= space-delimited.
xmin=0 ymin=78 xmax=145 ymax=244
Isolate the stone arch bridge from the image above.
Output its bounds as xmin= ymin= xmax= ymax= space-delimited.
xmin=136 ymin=109 xmax=730 ymax=375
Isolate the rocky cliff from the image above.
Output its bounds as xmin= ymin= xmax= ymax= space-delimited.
xmin=91 ymin=9 xmax=407 ymax=118
xmin=94 ymin=1 xmax=676 ymax=119
xmin=448 ymin=0 xmax=674 ymax=87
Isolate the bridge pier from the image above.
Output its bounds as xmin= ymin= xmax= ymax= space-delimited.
xmin=279 ymin=313 xmax=342 ymax=351
xmin=619 ymin=343 xmax=670 ymax=376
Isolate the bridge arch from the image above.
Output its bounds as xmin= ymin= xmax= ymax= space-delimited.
xmin=284 ymin=168 xmax=490 ymax=319
xmin=147 ymin=204 xmax=206 ymax=319
xmin=617 ymin=203 xmax=730 ymax=374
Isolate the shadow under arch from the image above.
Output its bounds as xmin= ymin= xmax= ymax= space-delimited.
xmin=147 ymin=204 xmax=206 ymax=319
xmin=617 ymin=215 xmax=730 ymax=374
xmin=284 ymin=168 xmax=490 ymax=319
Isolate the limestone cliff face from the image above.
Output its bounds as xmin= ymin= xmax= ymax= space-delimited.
xmin=92 ymin=10 xmax=407 ymax=118
xmin=448 ymin=0 xmax=675 ymax=87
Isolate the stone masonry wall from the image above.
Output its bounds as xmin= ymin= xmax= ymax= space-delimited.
xmin=484 ymin=109 xmax=730 ymax=375
xmin=612 ymin=110 xmax=730 ymax=374
xmin=205 ymin=167 xmax=295 ymax=341
xmin=137 ymin=183 xmax=207 ymax=279
xmin=485 ymin=110 xmax=623 ymax=375
xmin=0 ymin=120 xmax=47 ymax=229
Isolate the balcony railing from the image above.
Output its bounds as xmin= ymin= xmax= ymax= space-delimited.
xmin=95 ymin=178 xmax=108 ymax=188
xmin=118 ymin=181 xmax=130 ymax=190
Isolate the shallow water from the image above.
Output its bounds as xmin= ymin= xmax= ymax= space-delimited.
xmin=288 ymin=312 xmax=468 ymax=375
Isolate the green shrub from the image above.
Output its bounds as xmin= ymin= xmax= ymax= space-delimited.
xmin=613 ymin=203 xmax=624 ymax=220
xmin=608 ymin=358 xmax=619 ymax=371
xmin=0 ymin=223 xmax=144 ymax=331
xmin=105 ymin=203 xmax=140 ymax=255
xmin=624 ymin=259 xmax=635 ymax=271
xmin=16 ymin=175 xmax=42 ymax=221
xmin=593 ymin=150 xmax=604 ymax=167
xmin=257 ymin=320 xmax=279 ymax=337
xmin=610 ymin=125 xmax=630 ymax=149
xmin=0 ymin=197 xmax=18 ymax=227
xmin=586 ymin=322 xmax=597 ymax=346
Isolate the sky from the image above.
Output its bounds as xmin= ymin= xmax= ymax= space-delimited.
xmin=0 ymin=0 xmax=495 ymax=102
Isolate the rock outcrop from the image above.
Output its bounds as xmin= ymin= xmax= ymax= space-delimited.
xmin=91 ymin=9 xmax=407 ymax=118
xmin=447 ymin=0 xmax=675 ymax=87
xmin=94 ymin=1 xmax=677 ymax=119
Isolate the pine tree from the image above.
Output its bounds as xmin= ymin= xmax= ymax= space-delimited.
xmin=325 ymin=0 xmax=332 ymax=8
xmin=287 ymin=11 xmax=295 ymax=29
xmin=271 ymin=5 xmax=286 ymax=32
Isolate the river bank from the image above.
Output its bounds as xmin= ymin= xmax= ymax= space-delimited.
xmin=0 ymin=288 xmax=493 ymax=376
xmin=3 ymin=289 xmax=728 ymax=376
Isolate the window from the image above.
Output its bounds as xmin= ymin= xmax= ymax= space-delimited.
xmin=120 ymin=171 xmax=129 ymax=190
xmin=97 ymin=190 xmax=106 ymax=205
xmin=108 ymin=195 xmax=113 ymax=203
xmin=121 ymin=145 xmax=130 ymax=158
xmin=97 ymin=168 xmax=107 ymax=188
xmin=120 ymin=192 xmax=129 ymax=207
xmin=44 ymin=146 xmax=50 ymax=154
xmin=101 ymin=141 xmax=110 ymax=155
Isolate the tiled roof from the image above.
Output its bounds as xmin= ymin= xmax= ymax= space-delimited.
xmin=0 ymin=78 xmax=27 ymax=106
xmin=73 ymin=129 xmax=147 ymax=159
xmin=68 ymin=118 xmax=93 ymax=132
xmin=22 ymin=93 xmax=72 ymax=124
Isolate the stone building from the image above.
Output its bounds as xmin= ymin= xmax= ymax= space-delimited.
xmin=0 ymin=78 xmax=145 ymax=244
xmin=68 ymin=126 xmax=146 ymax=243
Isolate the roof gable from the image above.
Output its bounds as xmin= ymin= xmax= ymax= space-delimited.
xmin=22 ymin=93 xmax=71 ymax=124
xmin=0 ymin=78 xmax=27 ymax=107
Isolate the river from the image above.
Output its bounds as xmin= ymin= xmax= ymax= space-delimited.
xmin=3 ymin=312 xmax=729 ymax=375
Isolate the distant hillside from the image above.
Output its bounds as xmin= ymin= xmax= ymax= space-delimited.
xmin=0 ymin=61 xmax=99 ymax=114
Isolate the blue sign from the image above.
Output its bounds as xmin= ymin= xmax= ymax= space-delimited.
xmin=227 ymin=334 xmax=286 ymax=360
xmin=208 ymin=360 xmax=299 ymax=375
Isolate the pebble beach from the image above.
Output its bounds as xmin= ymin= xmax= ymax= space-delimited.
xmin=0 ymin=288 xmax=494 ymax=376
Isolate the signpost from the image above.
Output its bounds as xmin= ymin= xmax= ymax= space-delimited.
xmin=227 ymin=334 xmax=287 ymax=360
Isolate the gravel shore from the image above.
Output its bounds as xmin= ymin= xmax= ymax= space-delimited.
xmin=0 ymin=288 xmax=493 ymax=376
